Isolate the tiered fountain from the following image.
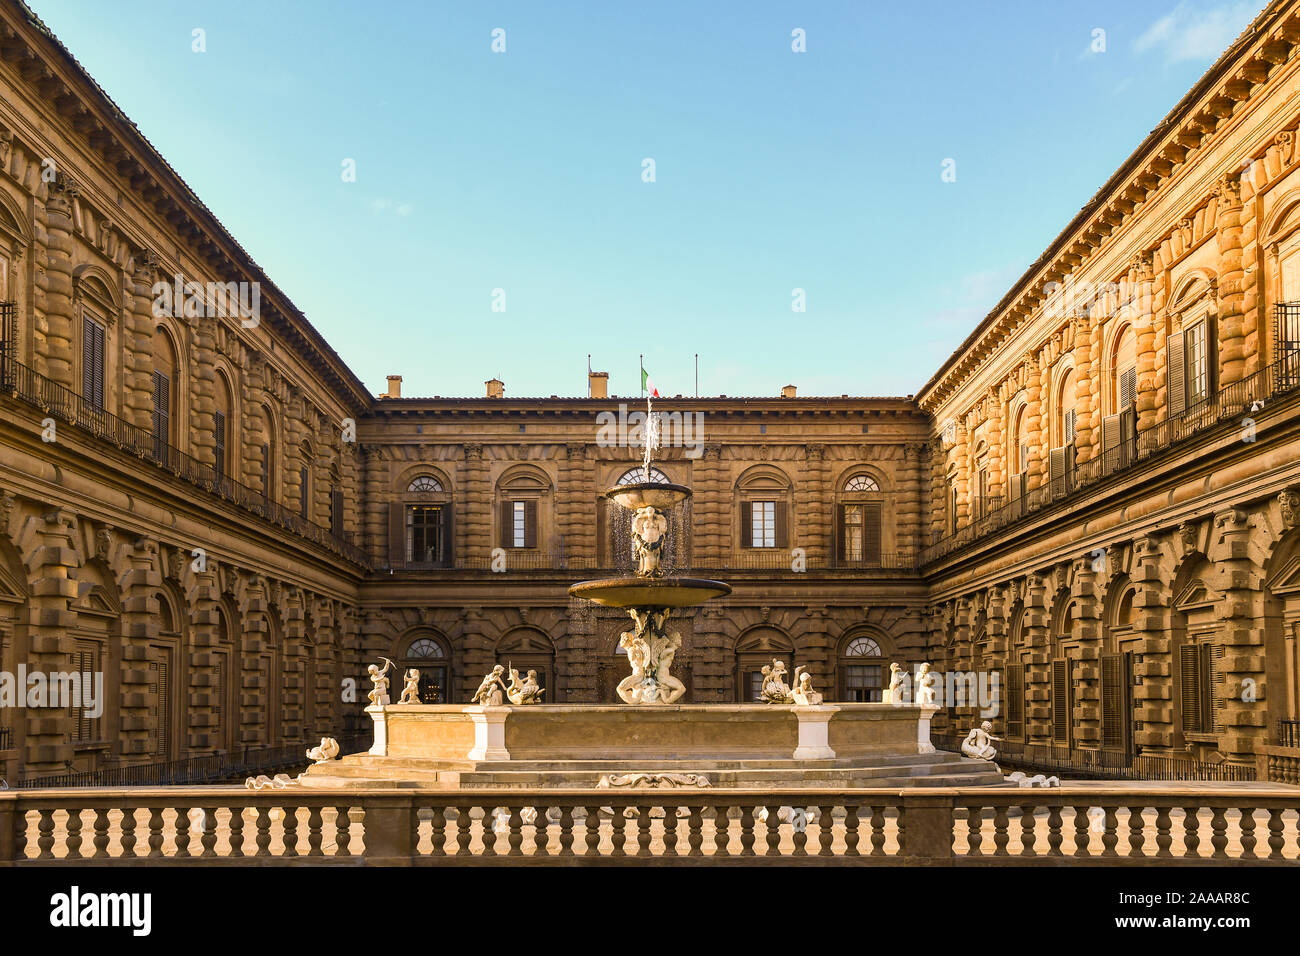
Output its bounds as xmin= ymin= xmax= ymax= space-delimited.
xmin=301 ymin=400 xmax=1002 ymax=790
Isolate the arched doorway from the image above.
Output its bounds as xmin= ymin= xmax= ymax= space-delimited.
xmin=397 ymin=630 xmax=452 ymax=703
xmin=734 ymin=627 xmax=793 ymax=702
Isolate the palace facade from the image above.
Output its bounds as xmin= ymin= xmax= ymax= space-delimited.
xmin=3 ymin=0 xmax=1300 ymax=783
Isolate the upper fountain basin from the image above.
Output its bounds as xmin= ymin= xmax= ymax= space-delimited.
xmin=605 ymin=481 xmax=692 ymax=512
xmin=568 ymin=576 xmax=731 ymax=608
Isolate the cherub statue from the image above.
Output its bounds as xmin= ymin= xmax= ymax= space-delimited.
xmin=915 ymin=662 xmax=939 ymax=707
xmin=630 ymin=506 xmax=669 ymax=578
xmin=472 ymin=665 xmax=507 ymax=706
xmin=760 ymin=659 xmax=794 ymax=703
xmin=960 ymin=720 xmax=1000 ymax=760
xmin=398 ymin=668 xmax=421 ymax=704
xmin=306 ymin=737 xmax=340 ymax=764
xmin=366 ymin=658 xmax=395 ymax=706
xmin=791 ymin=666 xmax=823 ymax=705
xmin=506 ymin=666 xmax=545 ymax=704
xmin=883 ymin=661 xmax=906 ymax=704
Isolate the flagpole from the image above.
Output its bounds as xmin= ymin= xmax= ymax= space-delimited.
xmin=695 ymin=353 xmax=698 ymax=398
xmin=639 ymin=353 xmax=644 ymax=398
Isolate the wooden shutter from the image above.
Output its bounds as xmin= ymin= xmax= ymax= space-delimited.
xmin=82 ymin=316 xmax=105 ymax=408
xmin=1048 ymin=446 xmax=1066 ymax=492
xmin=1120 ymin=367 xmax=1136 ymax=409
xmin=1207 ymin=642 xmax=1225 ymax=734
xmin=151 ymin=659 xmax=171 ymax=757
xmin=774 ymin=501 xmax=788 ymax=549
xmin=740 ymin=500 xmax=753 ymax=548
xmin=1006 ymin=664 xmax=1024 ymax=738
xmin=1101 ymin=653 xmax=1123 ymax=750
xmin=388 ymin=502 xmax=406 ymax=569
xmin=1064 ymin=408 xmax=1076 ymax=445
xmin=596 ymin=496 xmax=607 ymax=566
xmin=1101 ymin=413 xmax=1121 ymax=474
xmin=260 ymin=443 xmax=271 ymax=498
xmin=331 ymin=488 xmax=344 ymax=537
xmin=151 ymin=370 xmax=170 ymax=445
xmin=500 ymin=501 xmax=512 ymax=549
xmin=214 ymin=410 xmax=227 ymax=478
xmin=1167 ymin=330 xmax=1186 ymax=417
xmin=835 ymin=504 xmax=847 ymax=561
xmin=440 ymin=503 xmax=454 ymax=566
xmin=1179 ymin=642 xmax=1202 ymax=734
xmin=863 ymin=502 xmax=882 ymax=563
xmin=1007 ymin=472 xmax=1023 ymax=502
xmin=1051 ymin=658 xmax=1070 ymax=744
xmin=523 ymin=499 xmax=538 ymax=548
xmin=299 ymin=466 xmax=310 ymax=517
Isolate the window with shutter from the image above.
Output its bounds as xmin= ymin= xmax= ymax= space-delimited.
xmin=1101 ymin=413 xmax=1122 ymax=474
xmin=1051 ymin=658 xmax=1070 ymax=745
xmin=1064 ymin=408 xmax=1077 ymax=445
xmin=862 ymin=502 xmax=881 ymax=564
xmin=388 ymin=502 xmax=405 ymax=569
xmin=82 ymin=316 xmax=106 ymax=409
xmin=1179 ymin=642 xmax=1202 ymax=734
xmin=773 ymin=501 xmax=788 ymax=549
xmin=299 ymin=466 xmax=310 ymax=518
xmin=260 ymin=443 xmax=271 ymax=499
xmin=1101 ymin=653 xmax=1129 ymax=752
xmin=1006 ymin=664 xmax=1024 ymax=738
xmin=1119 ymin=367 xmax=1136 ymax=409
xmin=740 ymin=500 xmax=754 ymax=549
xmin=523 ymin=499 xmax=538 ymax=548
xmin=1167 ymin=330 xmax=1186 ymax=417
xmin=330 ymin=488 xmax=344 ymax=537
xmin=151 ymin=370 xmax=170 ymax=464
xmin=749 ymin=500 xmax=776 ymax=548
xmin=1185 ymin=321 xmax=1209 ymax=407
xmin=1048 ymin=446 xmax=1067 ymax=495
xmin=214 ymin=410 xmax=227 ymax=478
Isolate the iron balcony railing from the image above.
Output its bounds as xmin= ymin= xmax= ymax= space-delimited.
xmin=923 ymin=348 xmax=1300 ymax=565
xmin=371 ymin=547 xmax=919 ymax=573
xmin=11 ymin=737 xmax=370 ymax=789
xmin=0 ymin=340 xmax=370 ymax=569
xmin=932 ymin=732 xmax=1257 ymax=782
xmin=0 ymin=727 xmax=12 ymax=751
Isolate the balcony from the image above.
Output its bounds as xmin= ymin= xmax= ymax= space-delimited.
xmin=922 ymin=349 xmax=1300 ymax=566
xmin=371 ymin=547 xmax=919 ymax=574
xmin=0 ymin=316 xmax=370 ymax=570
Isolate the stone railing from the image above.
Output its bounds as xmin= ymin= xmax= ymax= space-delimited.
xmin=1259 ymin=745 xmax=1300 ymax=786
xmin=2 ymin=786 xmax=1298 ymax=864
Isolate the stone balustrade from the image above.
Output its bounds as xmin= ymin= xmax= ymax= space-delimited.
xmin=3 ymin=786 xmax=1298 ymax=865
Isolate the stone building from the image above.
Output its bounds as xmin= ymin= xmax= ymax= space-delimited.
xmin=4 ymin=0 xmax=1300 ymax=783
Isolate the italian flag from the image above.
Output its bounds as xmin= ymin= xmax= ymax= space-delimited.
xmin=641 ymin=363 xmax=660 ymax=398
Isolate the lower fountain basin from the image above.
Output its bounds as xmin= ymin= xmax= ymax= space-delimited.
xmin=568 ymin=576 xmax=731 ymax=608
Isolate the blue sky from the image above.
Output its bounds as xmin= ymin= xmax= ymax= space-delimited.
xmin=28 ymin=0 xmax=1268 ymax=399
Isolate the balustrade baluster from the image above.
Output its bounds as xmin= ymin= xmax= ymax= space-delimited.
xmin=65 ymin=808 xmax=83 ymax=860
xmin=686 ymin=806 xmax=704 ymax=859
xmin=91 ymin=809 xmax=110 ymax=859
xmin=534 ymin=806 xmax=551 ymax=857
xmin=1046 ymin=806 xmax=1062 ymax=856
xmin=1127 ymin=806 xmax=1145 ymax=858
xmin=992 ymin=807 xmax=1009 ymax=856
xmin=306 ymin=806 xmax=324 ymax=857
xmin=765 ymin=805 xmax=783 ymax=857
xmin=1267 ymin=809 xmax=1285 ymax=860
xmin=966 ymin=805 xmax=983 ymax=856
xmin=662 ymin=806 xmax=679 ymax=857
xmin=635 ymin=806 xmax=652 ymax=857
xmin=791 ymin=807 xmax=808 ymax=857
xmin=281 ymin=805 xmax=298 ymax=858
xmin=558 ymin=806 xmax=576 ymax=857
xmin=739 ymin=806 xmax=756 ymax=856
xmin=1072 ymin=805 xmax=1090 ymax=857
xmin=174 ymin=806 xmax=192 ymax=858
xmin=1101 ymin=808 xmax=1118 ymax=857
xmin=1238 ymin=807 xmax=1256 ymax=859
xmin=817 ymin=805 xmax=835 ymax=857
xmin=712 ymin=806 xmax=730 ymax=857
xmin=1182 ymin=806 xmax=1201 ymax=859
xmin=37 ymin=809 xmax=55 ymax=860
xmin=585 ymin=806 xmax=605 ymax=857
xmin=1210 ymin=807 xmax=1228 ymax=859
xmin=842 ymin=805 xmax=860 ymax=856
xmin=200 ymin=806 xmax=219 ymax=858
xmin=254 ymin=806 xmax=272 ymax=857
xmin=1154 ymin=807 xmax=1172 ymax=858
xmin=148 ymin=808 xmax=166 ymax=858
xmin=228 ymin=806 xmax=245 ymax=858
xmin=610 ymin=806 xmax=628 ymax=858
xmin=423 ymin=806 xmax=442 ymax=858
xmin=503 ymin=808 xmax=521 ymax=856
xmin=1019 ymin=804 xmax=1036 ymax=857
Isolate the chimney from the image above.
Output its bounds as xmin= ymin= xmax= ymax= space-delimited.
xmin=781 ymin=384 xmax=797 ymax=399
xmin=485 ymin=378 xmax=504 ymax=399
xmin=385 ymin=375 xmax=403 ymax=399
xmin=589 ymin=371 xmax=609 ymax=399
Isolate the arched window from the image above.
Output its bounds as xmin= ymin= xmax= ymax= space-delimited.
xmin=151 ymin=328 xmax=179 ymax=461
xmin=259 ymin=405 xmax=277 ymax=501
xmin=408 ymin=475 xmax=443 ymax=492
xmin=1167 ymin=273 xmax=1217 ymax=415
xmin=214 ymin=372 xmax=234 ymax=480
xmin=837 ymin=471 xmax=884 ymax=565
xmin=617 ymin=466 xmax=670 ymax=485
xmin=389 ymin=470 xmax=452 ymax=568
xmin=1056 ymin=367 xmax=1077 ymax=448
xmin=839 ymin=632 xmax=885 ymax=701
xmin=398 ymin=631 xmax=451 ymax=703
xmin=1111 ymin=324 xmax=1137 ymax=414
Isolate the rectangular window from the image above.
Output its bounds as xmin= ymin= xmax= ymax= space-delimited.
xmin=513 ymin=500 xmax=526 ymax=548
xmin=71 ymin=643 xmax=101 ymax=742
xmin=844 ymin=504 xmax=864 ymax=561
xmin=844 ymin=664 xmax=883 ymax=702
xmin=331 ymin=488 xmax=344 ymax=537
xmin=1185 ymin=321 xmax=1208 ymax=407
xmin=750 ymin=500 xmax=775 ymax=548
xmin=1180 ymin=640 xmax=1218 ymax=735
xmin=406 ymin=505 xmax=442 ymax=564
xmin=81 ymin=316 xmax=105 ymax=409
